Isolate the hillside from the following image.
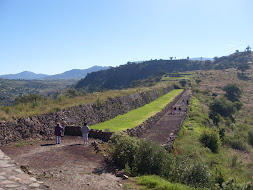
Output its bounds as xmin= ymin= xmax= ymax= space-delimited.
xmin=75 ymin=51 xmax=252 ymax=92
xmin=0 ymin=78 xmax=77 ymax=106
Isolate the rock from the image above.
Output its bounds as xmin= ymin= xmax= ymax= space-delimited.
xmin=122 ymin=174 xmax=129 ymax=180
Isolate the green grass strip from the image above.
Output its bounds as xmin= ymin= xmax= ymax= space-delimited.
xmin=91 ymin=89 xmax=183 ymax=132
xmin=136 ymin=175 xmax=200 ymax=190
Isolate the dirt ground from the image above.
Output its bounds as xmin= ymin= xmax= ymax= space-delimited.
xmin=0 ymin=136 xmax=125 ymax=190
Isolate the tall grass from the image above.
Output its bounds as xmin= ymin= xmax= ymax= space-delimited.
xmin=0 ymin=82 xmax=172 ymax=121
xmin=136 ymin=175 xmax=204 ymax=190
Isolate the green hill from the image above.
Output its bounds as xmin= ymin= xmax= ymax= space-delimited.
xmin=75 ymin=52 xmax=252 ymax=92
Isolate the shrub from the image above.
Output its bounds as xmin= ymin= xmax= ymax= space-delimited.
xmin=169 ymin=155 xmax=190 ymax=183
xmin=184 ymin=163 xmax=212 ymax=187
xmin=1 ymin=106 xmax=10 ymax=114
xmin=209 ymin=98 xmax=236 ymax=124
xmin=214 ymin=178 xmax=253 ymax=190
xmin=222 ymin=84 xmax=242 ymax=102
xmin=109 ymin=132 xmax=138 ymax=168
xmin=174 ymin=84 xmax=181 ymax=89
xmin=15 ymin=94 xmax=45 ymax=104
xmin=133 ymin=139 xmax=173 ymax=176
xmin=231 ymin=156 xmax=237 ymax=167
xmin=233 ymin=101 xmax=243 ymax=111
xmin=248 ymin=131 xmax=253 ymax=147
xmin=230 ymin=139 xmax=247 ymax=151
xmin=213 ymin=167 xmax=225 ymax=187
xmin=196 ymin=79 xmax=202 ymax=84
xmin=179 ymin=80 xmax=187 ymax=87
xmin=200 ymin=129 xmax=221 ymax=153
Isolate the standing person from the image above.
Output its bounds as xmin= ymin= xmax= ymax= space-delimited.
xmin=187 ymin=99 xmax=189 ymax=105
xmin=170 ymin=106 xmax=173 ymax=114
xmin=179 ymin=107 xmax=181 ymax=114
xmin=81 ymin=122 xmax=90 ymax=145
xmin=55 ymin=123 xmax=63 ymax=144
xmin=174 ymin=107 xmax=176 ymax=115
xmin=182 ymin=99 xmax=185 ymax=106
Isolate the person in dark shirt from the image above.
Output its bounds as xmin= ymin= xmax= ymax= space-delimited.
xmin=54 ymin=123 xmax=63 ymax=144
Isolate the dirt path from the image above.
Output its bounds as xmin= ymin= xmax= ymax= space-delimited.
xmin=140 ymin=90 xmax=191 ymax=145
xmin=1 ymin=137 xmax=124 ymax=190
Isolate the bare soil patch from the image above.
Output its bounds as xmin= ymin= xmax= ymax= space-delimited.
xmin=1 ymin=136 xmax=124 ymax=190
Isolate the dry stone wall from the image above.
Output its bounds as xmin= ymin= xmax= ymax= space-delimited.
xmin=0 ymin=86 xmax=174 ymax=145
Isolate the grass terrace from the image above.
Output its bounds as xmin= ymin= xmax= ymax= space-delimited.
xmin=90 ymin=89 xmax=183 ymax=132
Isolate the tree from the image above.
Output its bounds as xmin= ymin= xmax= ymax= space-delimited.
xmin=209 ymin=98 xmax=236 ymax=124
xmin=222 ymin=84 xmax=242 ymax=102
xmin=179 ymin=79 xmax=187 ymax=87
xmin=245 ymin=45 xmax=251 ymax=52
xmin=237 ymin=62 xmax=250 ymax=75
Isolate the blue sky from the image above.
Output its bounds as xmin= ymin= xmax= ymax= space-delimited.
xmin=0 ymin=0 xmax=252 ymax=75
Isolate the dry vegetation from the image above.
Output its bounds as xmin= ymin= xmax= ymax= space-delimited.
xmin=0 ymin=82 xmax=173 ymax=122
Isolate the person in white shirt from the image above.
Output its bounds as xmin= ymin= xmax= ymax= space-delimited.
xmin=81 ymin=122 xmax=90 ymax=144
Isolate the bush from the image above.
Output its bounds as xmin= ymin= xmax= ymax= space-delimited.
xmin=196 ymin=79 xmax=202 ymax=84
xmin=200 ymin=129 xmax=221 ymax=153
xmin=133 ymin=139 xmax=173 ymax=176
xmin=222 ymin=84 xmax=242 ymax=102
xmin=15 ymin=94 xmax=45 ymax=104
xmin=233 ymin=101 xmax=243 ymax=111
xmin=214 ymin=178 xmax=253 ymax=190
xmin=1 ymin=106 xmax=10 ymax=114
xmin=230 ymin=139 xmax=247 ymax=151
xmin=109 ymin=133 xmax=214 ymax=188
xmin=209 ymin=98 xmax=236 ymax=124
xmin=248 ymin=131 xmax=253 ymax=147
xmin=213 ymin=167 xmax=225 ymax=187
xmin=179 ymin=80 xmax=187 ymax=87
xmin=184 ymin=163 xmax=212 ymax=187
xmin=109 ymin=132 xmax=138 ymax=168
xmin=174 ymin=84 xmax=181 ymax=89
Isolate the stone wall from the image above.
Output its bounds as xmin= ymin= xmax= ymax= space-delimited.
xmin=0 ymin=86 xmax=175 ymax=145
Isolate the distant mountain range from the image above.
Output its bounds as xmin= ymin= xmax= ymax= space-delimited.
xmin=0 ymin=66 xmax=109 ymax=80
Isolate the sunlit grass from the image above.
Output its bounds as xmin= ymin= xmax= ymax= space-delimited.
xmin=136 ymin=175 xmax=202 ymax=190
xmin=91 ymin=89 xmax=183 ymax=131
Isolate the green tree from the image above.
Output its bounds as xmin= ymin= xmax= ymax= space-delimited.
xmin=200 ymin=129 xmax=221 ymax=153
xmin=179 ymin=79 xmax=187 ymax=87
xmin=15 ymin=94 xmax=45 ymax=104
xmin=237 ymin=62 xmax=250 ymax=76
xmin=209 ymin=98 xmax=236 ymax=124
xmin=222 ymin=84 xmax=242 ymax=102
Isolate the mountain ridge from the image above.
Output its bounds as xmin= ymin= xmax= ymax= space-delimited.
xmin=0 ymin=66 xmax=109 ymax=80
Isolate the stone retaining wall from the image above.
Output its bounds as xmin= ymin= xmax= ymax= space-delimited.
xmin=0 ymin=86 xmax=175 ymax=145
